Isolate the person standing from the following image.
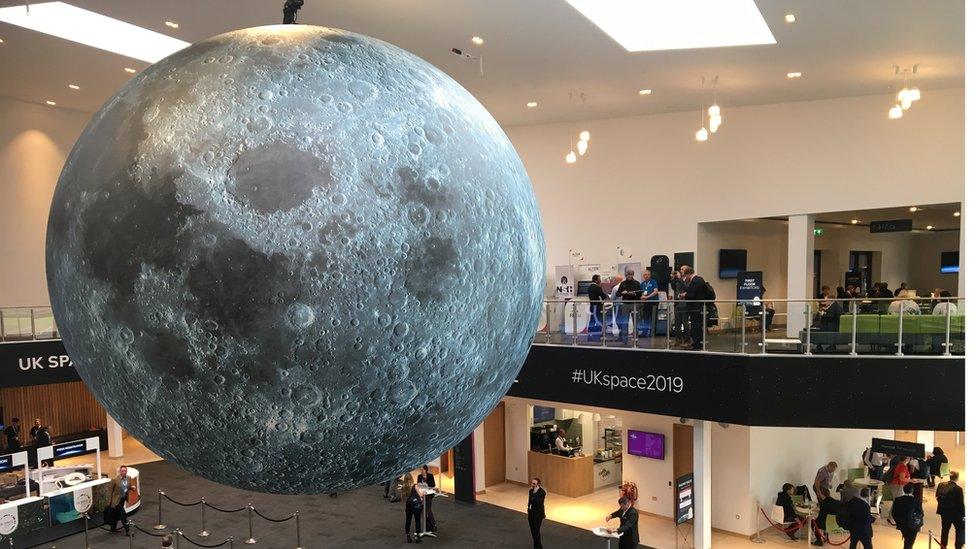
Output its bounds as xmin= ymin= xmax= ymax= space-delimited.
xmin=813 ymin=461 xmax=838 ymax=502
xmin=862 ymin=447 xmax=886 ymax=481
xmin=927 ymin=447 xmax=949 ymax=486
xmin=671 ymin=267 xmax=689 ymax=344
xmin=107 ymin=465 xmax=135 ymax=534
xmin=615 ymin=269 xmax=642 ymax=344
xmin=892 ymin=483 xmax=922 ymax=549
xmin=416 ymin=465 xmax=437 ymax=532
xmin=527 ymin=477 xmax=546 ymax=549
xmin=681 ymin=267 xmax=709 ymax=350
xmin=638 ymin=268 xmax=660 ymax=338
xmin=29 ymin=418 xmax=42 ymax=442
xmin=888 ymin=456 xmax=911 ymax=498
xmin=847 ymin=487 xmax=875 ymax=549
xmin=3 ymin=418 xmax=21 ymax=451
xmin=936 ymin=471 xmax=965 ymax=549
xmin=402 ymin=473 xmax=423 ymax=543
xmin=587 ymin=275 xmax=609 ymax=341
xmin=606 ymin=497 xmax=639 ymax=549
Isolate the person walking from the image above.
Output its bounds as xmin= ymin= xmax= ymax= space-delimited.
xmin=402 ymin=473 xmax=423 ymax=543
xmin=527 ymin=477 xmax=546 ymax=549
xmin=891 ymin=483 xmax=922 ymax=549
xmin=936 ymin=471 xmax=965 ymax=549
xmin=847 ymin=487 xmax=875 ymax=549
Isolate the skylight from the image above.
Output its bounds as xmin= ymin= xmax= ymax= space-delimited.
xmin=0 ymin=2 xmax=190 ymax=63
xmin=563 ymin=0 xmax=776 ymax=52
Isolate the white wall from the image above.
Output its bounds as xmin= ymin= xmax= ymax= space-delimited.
xmin=909 ymin=231 xmax=961 ymax=296
xmin=697 ymin=220 xmax=788 ymax=300
xmin=504 ymin=399 xmax=531 ymax=484
xmin=0 ymin=96 xmax=90 ymax=307
xmin=505 ymin=88 xmax=964 ymax=294
xmin=748 ymin=426 xmax=895 ymax=534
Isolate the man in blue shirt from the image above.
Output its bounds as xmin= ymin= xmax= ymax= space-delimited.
xmin=638 ymin=268 xmax=660 ymax=337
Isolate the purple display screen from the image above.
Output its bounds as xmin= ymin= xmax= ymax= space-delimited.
xmin=627 ymin=430 xmax=665 ymax=459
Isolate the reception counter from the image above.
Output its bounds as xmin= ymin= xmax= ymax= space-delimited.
xmin=527 ymin=451 xmax=594 ymax=497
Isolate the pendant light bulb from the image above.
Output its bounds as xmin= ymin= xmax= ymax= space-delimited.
xmin=565 ymin=151 xmax=577 ymax=164
xmin=900 ymin=97 xmax=913 ymax=111
xmin=708 ymin=104 xmax=720 ymax=117
xmin=888 ymin=105 xmax=903 ymax=119
xmin=576 ymin=139 xmax=588 ymax=156
xmin=709 ymin=114 xmax=722 ymax=133
xmin=579 ymin=130 xmax=590 ymax=141
xmin=909 ymin=87 xmax=921 ymax=102
xmin=897 ymin=88 xmax=911 ymax=103
xmin=695 ymin=127 xmax=709 ymax=142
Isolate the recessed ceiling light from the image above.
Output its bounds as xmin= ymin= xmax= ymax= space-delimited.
xmin=0 ymin=38 xmax=5 ymax=44
xmin=784 ymin=13 xmax=796 ymax=23
xmin=563 ymin=0 xmax=776 ymax=52
xmin=471 ymin=36 xmax=484 ymax=46
xmin=67 ymin=84 xmax=80 ymax=90
xmin=926 ymin=225 xmax=934 ymax=230
xmin=851 ymin=219 xmax=859 ymax=224
xmin=526 ymin=101 xmax=538 ymax=108
xmin=0 ymin=2 xmax=190 ymax=63
xmin=786 ymin=72 xmax=802 ymax=79
xmin=45 ymin=100 xmax=56 ymax=106
xmin=638 ymin=89 xmax=653 ymax=95
xmin=124 ymin=67 xmax=137 ymax=73
xmin=165 ymin=21 xmax=179 ymax=29
xmin=953 ymin=211 xmax=961 ymax=217
xmin=909 ymin=206 xmax=919 ymax=212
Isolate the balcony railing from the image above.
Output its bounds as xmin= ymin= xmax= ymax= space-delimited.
xmin=0 ymin=306 xmax=59 ymax=342
xmin=534 ymin=297 xmax=964 ymax=356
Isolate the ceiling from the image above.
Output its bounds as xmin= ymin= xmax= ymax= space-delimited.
xmin=0 ymin=0 xmax=964 ymax=126
xmin=813 ymin=203 xmax=962 ymax=231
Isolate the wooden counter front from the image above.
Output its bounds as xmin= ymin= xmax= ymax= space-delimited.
xmin=527 ymin=451 xmax=594 ymax=497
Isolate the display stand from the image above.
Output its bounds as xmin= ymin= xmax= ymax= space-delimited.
xmin=416 ymin=484 xmax=444 ymax=540
xmin=592 ymin=526 xmax=622 ymax=549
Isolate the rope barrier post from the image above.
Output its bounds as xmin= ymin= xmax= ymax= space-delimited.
xmin=244 ymin=505 xmax=257 ymax=545
xmin=154 ymin=490 xmax=167 ymax=530
xmin=175 ymin=530 xmax=181 ymax=549
xmin=230 ymin=537 xmax=234 ymax=549
xmin=128 ymin=527 xmax=134 ymax=549
xmin=84 ymin=513 xmax=92 ymax=549
xmin=752 ymin=501 xmax=765 ymax=543
xmin=295 ymin=511 xmax=303 ymax=549
xmin=198 ymin=498 xmax=210 ymax=538
xmin=929 ymin=529 xmax=933 ymax=549
xmin=571 ymin=302 xmax=578 ymax=346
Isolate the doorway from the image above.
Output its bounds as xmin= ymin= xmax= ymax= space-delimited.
xmin=849 ymin=251 xmax=874 ymax=290
xmin=672 ymin=423 xmax=694 ymax=517
xmin=483 ymin=403 xmax=506 ymax=487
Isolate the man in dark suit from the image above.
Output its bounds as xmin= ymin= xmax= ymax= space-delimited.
xmin=607 ymin=496 xmax=639 ymax=549
xmin=417 ymin=464 xmax=437 ymax=532
xmin=847 ymin=488 xmax=875 ymax=549
xmin=937 ymin=471 xmax=965 ymax=549
xmin=681 ymin=268 xmax=708 ymax=350
xmin=527 ymin=477 xmax=546 ymax=549
xmin=587 ymin=275 xmax=609 ymax=341
xmin=107 ymin=465 xmax=136 ymax=533
xmin=892 ymin=483 xmax=922 ymax=549
xmin=3 ymin=418 xmax=20 ymax=451
xmin=812 ymin=490 xmax=842 ymax=545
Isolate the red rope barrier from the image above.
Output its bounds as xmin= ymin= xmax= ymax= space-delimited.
xmin=810 ymin=520 xmax=852 ymax=546
xmin=757 ymin=506 xmax=807 ymax=533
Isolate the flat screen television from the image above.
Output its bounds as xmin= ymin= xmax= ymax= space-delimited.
xmin=718 ymin=249 xmax=747 ymax=279
xmin=533 ymin=406 xmax=555 ymax=424
xmin=627 ymin=430 xmax=665 ymax=460
xmin=941 ymin=251 xmax=960 ymax=274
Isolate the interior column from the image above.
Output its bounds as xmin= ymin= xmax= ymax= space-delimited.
xmin=787 ymin=214 xmax=815 ymax=337
xmin=107 ymin=413 xmax=124 ymax=458
xmin=693 ymin=419 xmax=712 ymax=549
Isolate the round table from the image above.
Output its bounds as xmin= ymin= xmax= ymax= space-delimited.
xmin=592 ymin=526 xmax=622 ymax=549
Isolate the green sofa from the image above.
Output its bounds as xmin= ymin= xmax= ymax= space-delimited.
xmin=803 ymin=314 xmax=964 ymax=354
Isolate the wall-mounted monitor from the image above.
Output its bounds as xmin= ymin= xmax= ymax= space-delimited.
xmin=533 ymin=406 xmax=555 ymax=424
xmin=718 ymin=249 xmax=747 ymax=279
xmin=674 ymin=252 xmax=695 ymax=270
xmin=941 ymin=251 xmax=960 ymax=274
xmin=627 ymin=430 xmax=665 ymax=460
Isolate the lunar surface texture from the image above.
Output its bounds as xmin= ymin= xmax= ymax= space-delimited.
xmin=46 ymin=25 xmax=545 ymax=494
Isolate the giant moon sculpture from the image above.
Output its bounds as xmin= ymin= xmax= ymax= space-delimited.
xmin=46 ymin=25 xmax=545 ymax=494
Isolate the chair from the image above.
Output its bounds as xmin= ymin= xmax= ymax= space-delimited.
xmin=825 ymin=514 xmax=847 ymax=535
xmin=940 ymin=463 xmax=951 ymax=477
xmin=881 ymin=484 xmax=895 ymax=502
xmin=769 ymin=503 xmax=786 ymax=525
xmin=847 ymin=467 xmax=866 ymax=482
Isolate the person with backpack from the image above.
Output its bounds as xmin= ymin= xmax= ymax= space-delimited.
xmin=681 ymin=267 xmax=710 ymax=350
xmin=846 ymin=487 xmax=875 ymax=548
xmin=936 ymin=471 xmax=965 ymax=549
xmin=402 ymin=473 xmax=424 ymax=543
xmin=892 ymin=483 xmax=923 ymax=549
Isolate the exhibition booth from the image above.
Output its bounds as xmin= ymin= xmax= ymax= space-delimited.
xmin=0 ymin=436 xmax=140 ymax=548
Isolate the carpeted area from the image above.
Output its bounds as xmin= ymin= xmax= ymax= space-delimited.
xmin=60 ymin=460 xmax=601 ymax=548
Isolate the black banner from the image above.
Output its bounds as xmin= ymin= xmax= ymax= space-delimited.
xmin=736 ymin=271 xmax=763 ymax=302
xmin=871 ymin=438 xmax=925 ymax=459
xmin=0 ymin=341 xmax=79 ymax=388
xmin=870 ymin=219 xmax=913 ymax=233
xmin=452 ymin=433 xmax=477 ymax=504
xmin=675 ymin=473 xmax=694 ymax=525
xmin=509 ymin=346 xmax=964 ymax=430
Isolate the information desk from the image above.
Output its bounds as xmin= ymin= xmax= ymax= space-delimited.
xmin=527 ymin=451 xmax=594 ymax=497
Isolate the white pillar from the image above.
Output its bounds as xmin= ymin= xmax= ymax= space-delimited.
xmin=787 ymin=215 xmax=815 ymax=337
xmin=473 ymin=422 xmax=486 ymax=493
xmin=694 ymin=420 xmax=713 ymax=549
xmin=106 ymin=413 xmax=124 ymax=458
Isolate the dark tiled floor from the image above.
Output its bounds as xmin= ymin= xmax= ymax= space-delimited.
xmin=55 ymin=460 xmax=598 ymax=548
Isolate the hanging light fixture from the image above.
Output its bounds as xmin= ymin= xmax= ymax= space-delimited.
xmin=890 ymin=65 xmax=920 ymax=117
xmin=888 ymin=105 xmax=903 ymax=119
xmin=565 ymin=150 xmax=577 ymax=164
xmin=695 ymin=77 xmax=708 ymax=142
xmin=708 ymin=76 xmax=722 ymax=133
xmin=576 ymin=138 xmax=588 ymax=156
